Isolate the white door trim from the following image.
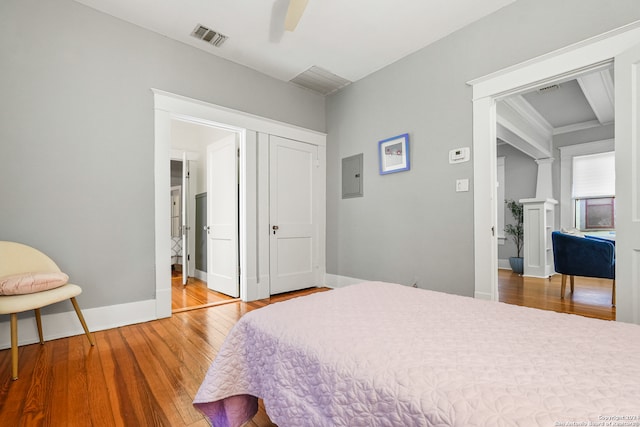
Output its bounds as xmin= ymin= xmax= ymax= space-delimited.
xmin=152 ymin=90 xmax=326 ymax=318
xmin=468 ymin=20 xmax=640 ymax=311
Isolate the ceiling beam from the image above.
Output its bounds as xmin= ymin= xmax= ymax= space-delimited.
xmin=576 ymin=69 xmax=614 ymax=125
xmin=497 ymin=126 xmax=550 ymax=159
xmin=497 ymin=96 xmax=553 ymax=159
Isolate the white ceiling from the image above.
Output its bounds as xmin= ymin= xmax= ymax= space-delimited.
xmin=74 ymin=0 xmax=515 ymax=92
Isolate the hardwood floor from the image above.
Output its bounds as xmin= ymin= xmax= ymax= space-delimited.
xmin=498 ymin=269 xmax=615 ymax=321
xmin=0 ymin=275 xmax=613 ymax=426
xmin=0 ymin=286 xmax=326 ymax=426
xmin=171 ymin=271 xmax=238 ymax=313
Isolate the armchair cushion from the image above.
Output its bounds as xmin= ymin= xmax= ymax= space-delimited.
xmin=552 ymin=231 xmax=615 ymax=279
xmin=0 ymin=272 xmax=69 ymax=295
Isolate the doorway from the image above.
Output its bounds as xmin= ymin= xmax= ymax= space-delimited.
xmin=469 ymin=23 xmax=640 ymax=324
xmin=495 ymin=66 xmax=616 ymax=316
xmin=170 ymin=119 xmax=241 ymax=311
xmin=152 ymin=90 xmax=327 ymax=318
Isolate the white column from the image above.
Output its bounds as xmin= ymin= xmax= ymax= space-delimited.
xmin=535 ymin=157 xmax=554 ymax=200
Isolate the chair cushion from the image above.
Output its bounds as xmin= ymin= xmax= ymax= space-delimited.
xmin=0 ymin=283 xmax=82 ymax=314
xmin=0 ymin=272 xmax=69 ymax=295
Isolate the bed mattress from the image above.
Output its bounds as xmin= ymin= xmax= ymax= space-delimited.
xmin=194 ymin=281 xmax=640 ymax=426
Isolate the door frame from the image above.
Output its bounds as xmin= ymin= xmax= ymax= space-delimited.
xmin=152 ymin=89 xmax=326 ymax=318
xmin=169 ymin=152 xmax=199 ymax=282
xmin=468 ymin=20 xmax=640 ymax=322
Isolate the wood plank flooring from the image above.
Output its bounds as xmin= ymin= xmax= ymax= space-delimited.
xmin=0 ymin=287 xmax=325 ymax=426
xmin=498 ymin=269 xmax=615 ymax=320
xmin=0 ymin=274 xmax=614 ymax=426
xmin=171 ymin=272 xmax=238 ymax=313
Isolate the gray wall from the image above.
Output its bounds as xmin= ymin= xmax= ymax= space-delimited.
xmin=496 ymin=145 xmax=537 ymax=260
xmin=0 ymin=0 xmax=324 ymax=312
xmin=325 ymin=0 xmax=640 ymax=296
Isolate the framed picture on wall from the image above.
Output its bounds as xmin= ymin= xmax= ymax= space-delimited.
xmin=378 ymin=133 xmax=410 ymax=175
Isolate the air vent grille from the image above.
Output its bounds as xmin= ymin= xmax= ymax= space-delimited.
xmin=289 ymin=66 xmax=351 ymax=96
xmin=191 ymin=24 xmax=228 ymax=47
xmin=537 ymin=84 xmax=560 ymax=94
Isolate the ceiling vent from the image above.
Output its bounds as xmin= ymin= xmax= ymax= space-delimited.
xmin=190 ymin=24 xmax=228 ymax=47
xmin=289 ymin=66 xmax=351 ymax=96
xmin=537 ymin=84 xmax=560 ymax=94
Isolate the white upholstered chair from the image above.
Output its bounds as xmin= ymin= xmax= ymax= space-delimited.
xmin=0 ymin=241 xmax=95 ymax=380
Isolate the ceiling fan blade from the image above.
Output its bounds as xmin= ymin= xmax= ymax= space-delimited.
xmin=284 ymin=0 xmax=309 ymax=31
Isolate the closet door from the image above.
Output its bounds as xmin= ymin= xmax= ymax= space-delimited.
xmin=269 ymin=135 xmax=319 ymax=294
xmin=206 ymin=136 xmax=239 ymax=298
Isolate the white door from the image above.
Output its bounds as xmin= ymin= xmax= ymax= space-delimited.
xmin=269 ymin=135 xmax=318 ymax=294
xmin=181 ymin=153 xmax=190 ymax=285
xmin=206 ymin=136 xmax=239 ymax=297
xmin=614 ymin=43 xmax=640 ymax=324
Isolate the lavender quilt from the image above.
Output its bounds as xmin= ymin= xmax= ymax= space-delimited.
xmin=193 ymin=282 xmax=640 ymax=426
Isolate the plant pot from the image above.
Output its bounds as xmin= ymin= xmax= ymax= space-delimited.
xmin=509 ymin=257 xmax=524 ymax=274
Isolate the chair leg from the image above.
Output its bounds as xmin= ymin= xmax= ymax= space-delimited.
xmin=34 ymin=308 xmax=44 ymax=345
xmin=612 ymin=279 xmax=616 ymax=306
xmin=70 ymin=297 xmax=95 ymax=346
xmin=561 ymin=275 xmax=567 ymax=299
xmin=570 ymin=275 xmax=575 ymax=293
xmin=10 ymin=313 xmax=18 ymax=380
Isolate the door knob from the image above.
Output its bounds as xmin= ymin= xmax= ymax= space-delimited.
xmin=272 ymin=225 xmax=279 ymax=235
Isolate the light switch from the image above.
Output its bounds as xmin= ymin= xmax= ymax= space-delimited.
xmin=456 ymin=178 xmax=469 ymax=192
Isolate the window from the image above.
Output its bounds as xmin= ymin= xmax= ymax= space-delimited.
xmin=572 ymin=151 xmax=615 ymax=230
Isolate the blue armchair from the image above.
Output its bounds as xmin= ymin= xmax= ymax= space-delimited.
xmin=551 ymin=231 xmax=615 ymax=306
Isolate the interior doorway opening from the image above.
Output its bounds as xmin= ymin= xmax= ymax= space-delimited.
xmin=469 ymin=22 xmax=640 ymax=324
xmin=169 ymin=117 xmax=242 ymax=312
xmin=495 ymin=64 xmax=616 ymax=318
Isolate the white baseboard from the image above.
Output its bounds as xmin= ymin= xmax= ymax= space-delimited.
xmin=498 ymin=259 xmax=512 ymax=270
xmin=325 ymin=274 xmax=368 ymax=289
xmin=474 ymin=291 xmax=494 ymax=300
xmin=194 ymin=269 xmax=207 ymax=282
xmin=0 ymin=298 xmax=157 ymax=350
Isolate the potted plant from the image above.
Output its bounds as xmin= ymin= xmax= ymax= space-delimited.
xmin=504 ymin=199 xmax=524 ymax=274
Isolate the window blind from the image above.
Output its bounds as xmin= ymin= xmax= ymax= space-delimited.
xmin=572 ymin=151 xmax=615 ymax=198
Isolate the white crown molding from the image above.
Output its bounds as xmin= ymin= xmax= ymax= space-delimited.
xmin=553 ymin=119 xmax=609 ymax=135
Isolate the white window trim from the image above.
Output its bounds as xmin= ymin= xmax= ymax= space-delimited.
xmin=558 ymin=139 xmax=614 ymax=229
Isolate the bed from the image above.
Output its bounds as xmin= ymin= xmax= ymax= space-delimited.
xmin=193 ymin=281 xmax=640 ymax=426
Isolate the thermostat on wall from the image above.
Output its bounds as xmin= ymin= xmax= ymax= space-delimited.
xmin=449 ymin=147 xmax=470 ymax=164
